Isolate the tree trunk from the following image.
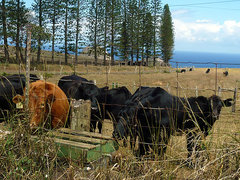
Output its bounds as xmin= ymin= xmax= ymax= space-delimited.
xmin=2 ymin=0 xmax=9 ymax=63
xmin=75 ymin=0 xmax=80 ymax=66
xmin=110 ymin=0 xmax=114 ymax=66
xmin=64 ymin=1 xmax=68 ymax=65
xmin=103 ymin=2 xmax=108 ymax=66
xmin=51 ymin=0 xmax=56 ymax=64
xmin=37 ymin=0 xmax=42 ymax=63
xmin=94 ymin=0 xmax=98 ymax=66
xmin=16 ymin=0 xmax=21 ymax=65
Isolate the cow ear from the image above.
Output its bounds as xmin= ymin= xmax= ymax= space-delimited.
xmin=223 ymin=98 xmax=233 ymax=107
xmin=47 ymin=94 xmax=55 ymax=104
xmin=12 ymin=95 xmax=24 ymax=104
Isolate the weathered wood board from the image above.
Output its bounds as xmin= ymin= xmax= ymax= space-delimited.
xmin=48 ymin=128 xmax=118 ymax=163
xmin=70 ymin=99 xmax=91 ymax=132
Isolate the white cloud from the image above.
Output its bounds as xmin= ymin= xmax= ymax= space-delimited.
xmin=196 ymin=19 xmax=210 ymax=23
xmin=222 ymin=20 xmax=240 ymax=35
xmin=173 ymin=18 xmax=240 ymax=43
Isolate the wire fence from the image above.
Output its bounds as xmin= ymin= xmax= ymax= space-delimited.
xmin=0 ymin=60 xmax=240 ymax=169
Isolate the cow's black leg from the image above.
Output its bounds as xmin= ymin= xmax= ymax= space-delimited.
xmin=90 ymin=119 xmax=97 ymax=132
xmin=138 ymin=140 xmax=150 ymax=157
xmin=129 ymin=125 xmax=137 ymax=150
xmin=98 ymin=119 xmax=103 ymax=133
xmin=136 ymin=133 xmax=150 ymax=157
xmin=156 ymin=128 xmax=171 ymax=157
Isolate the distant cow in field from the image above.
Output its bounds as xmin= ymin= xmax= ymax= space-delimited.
xmin=0 ymin=74 xmax=39 ymax=121
xmin=223 ymin=71 xmax=229 ymax=76
xmin=205 ymin=68 xmax=210 ymax=73
xmin=180 ymin=69 xmax=186 ymax=73
xmin=113 ymin=86 xmax=233 ymax=162
xmin=12 ymin=81 xmax=69 ymax=129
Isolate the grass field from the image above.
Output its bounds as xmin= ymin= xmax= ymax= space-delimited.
xmin=0 ymin=63 xmax=239 ymax=179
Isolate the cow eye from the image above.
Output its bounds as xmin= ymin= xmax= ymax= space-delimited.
xmin=40 ymin=103 xmax=45 ymax=108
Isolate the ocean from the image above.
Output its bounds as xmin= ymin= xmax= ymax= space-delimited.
xmin=170 ymin=51 xmax=240 ymax=68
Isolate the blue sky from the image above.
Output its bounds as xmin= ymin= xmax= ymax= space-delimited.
xmin=162 ymin=0 xmax=240 ymax=54
xmin=24 ymin=0 xmax=240 ymax=54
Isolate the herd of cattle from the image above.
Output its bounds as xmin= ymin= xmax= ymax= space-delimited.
xmin=179 ymin=68 xmax=229 ymax=76
xmin=0 ymin=73 xmax=233 ymax=160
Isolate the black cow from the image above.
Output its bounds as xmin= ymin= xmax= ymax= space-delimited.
xmin=189 ymin=68 xmax=193 ymax=71
xmin=58 ymin=75 xmax=132 ymax=133
xmin=90 ymin=86 xmax=132 ymax=133
xmin=206 ymin=68 xmax=210 ymax=73
xmin=180 ymin=69 xmax=186 ymax=73
xmin=58 ymin=74 xmax=90 ymax=99
xmin=0 ymin=74 xmax=39 ymax=121
xmin=223 ymin=71 xmax=228 ymax=76
xmin=113 ymin=87 xmax=232 ymax=161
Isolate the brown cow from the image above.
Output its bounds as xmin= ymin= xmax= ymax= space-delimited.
xmin=13 ymin=80 xmax=69 ymax=129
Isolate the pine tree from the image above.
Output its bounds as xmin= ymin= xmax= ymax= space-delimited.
xmin=128 ymin=0 xmax=138 ymax=65
xmin=70 ymin=0 xmax=88 ymax=66
xmin=32 ymin=0 xmax=44 ymax=63
xmin=103 ymin=0 xmax=111 ymax=66
xmin=144 ymin=12 xmax=154 ymax=65
xmin=45 ymin=0 xmax=62 ymax=64
xmin=0 ymin=0 xmax=10 ymax=62
xmin=109 ymin=0 xmax=121 ymax=65
xmin=7 ymin=0 xmax=28 ymax=64
xmin=150 ymin=0 xmax=161 ymax=66
xmin=160 ymin=4 xmax=174 ymax=65
xmin=118 ymin=0 xmax=129 ymax=63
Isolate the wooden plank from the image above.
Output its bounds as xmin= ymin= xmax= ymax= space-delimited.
xmin=53 ymin=138 xmax=96 ymax=149
xmin=50 ymin=131 xmax=106 ymax=145
xmin=58 ymin=128 xmax=113 ymax=140
xmin=31 ymin=135 xmax=96 ymax=150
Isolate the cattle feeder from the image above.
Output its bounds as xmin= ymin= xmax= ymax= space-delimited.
xmin=47 ymin=128 xmax=118 ymax=163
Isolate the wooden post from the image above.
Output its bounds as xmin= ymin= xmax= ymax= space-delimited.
xmin=25 ymin=25 xmax=32 ymax=108
xmin=215 ymin=64 xmax=218 ymax=95
xmin=218 ymin=86 xmax=222 ymax=97
xmin=71 ymin=99 xmax=91 ymax=131
xmin=232 ymin=88 xmax=237 ymax=112
xmin=167 ymin=83 xmax=170 ymax=92
xmin=133 ymin=81 xmax=136 ymax=92
xmin=176 ymin=62 xmax=179 ymax=97
xmin=195 ymin=86 xmax=198 ymax=97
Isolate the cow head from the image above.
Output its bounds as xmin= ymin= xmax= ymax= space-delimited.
xmin=76 ymin=82 xmax=108 ymax=112
xmin=28 ymin=93 xmax=55 ymax=128
xmin=208 ymin=95 xmax=233 ymax=120
xmin=112 ymin=106 xmax=136 ymax=140
xmin=112 ymin=116 xmax=129 ymax=140
xmin=12 ymin=93 xmax=56 ymax=128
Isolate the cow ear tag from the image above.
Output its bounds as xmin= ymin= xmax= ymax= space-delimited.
xmin=16 ymin=102 xmax=23 ymax=109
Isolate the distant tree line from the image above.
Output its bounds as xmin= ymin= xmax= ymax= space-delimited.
xmin=0 ymin=0 xmax=174 ymax=66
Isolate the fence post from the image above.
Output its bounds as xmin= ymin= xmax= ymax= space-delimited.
xmin=133 ymin=81 xmax=136 ymax=92
xmin=232 ymin=88 xmax=237 ymax=112
xmin=25 ymin=24 xmax=32 ymax=109
xmin=167 ymin=83 xmax=170 ymax=93
xmin=195 ymin=86 xmax=198 ymax=97
xmin=218 ymin=86 xmax=222 ymax=97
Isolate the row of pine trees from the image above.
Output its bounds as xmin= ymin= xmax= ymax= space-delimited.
xmin=0 ymin=0 xmax=174 ymax=66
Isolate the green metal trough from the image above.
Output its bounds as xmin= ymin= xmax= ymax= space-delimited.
xmin=48 ymin=128 xmax=118 ymax=163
